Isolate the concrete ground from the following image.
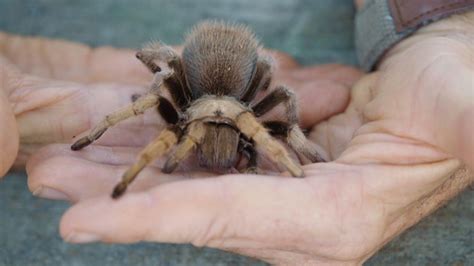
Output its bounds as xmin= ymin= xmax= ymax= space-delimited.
xmin=0 ymin=0 xmax=472 ymax=265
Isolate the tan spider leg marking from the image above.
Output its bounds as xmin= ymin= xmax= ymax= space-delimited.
xmin=162 ymin=121 xmax=206 ymax=173
xmin=236 ymin=112 xmax=304 ymax=177
xmin=112 ymin=128 xmax=179 ymax=199
xmin=71 ymin=93 xmax=160 ymax=150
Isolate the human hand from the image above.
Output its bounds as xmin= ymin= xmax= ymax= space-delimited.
xmin=27 ymin=12 xmax=473 ymax=265
xmin=0 ymin=32 xmax=160 ymax=177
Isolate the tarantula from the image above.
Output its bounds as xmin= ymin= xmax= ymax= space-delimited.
xmin=71 ymin=21 xmax=323 ymax=198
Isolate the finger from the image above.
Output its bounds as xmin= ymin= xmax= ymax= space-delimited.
xmin=289 ymin=64 xmax=363 ymax=87
xmin=272 ymin=65 xmax=363 ymax=128
xmin=26 ymin=144 xmax=294 ymax=205
xmin=0 ymin=87 xmax=18 ymax=176
xmin=26 ymin=144 xmax=214 ymax=201
xmin=297 ymin=79 xmax=351 ymax=127
xmin=28 ymin=144 xmax=151 ymax=168
xmin=309 ymin=73 xmax=377 ymax=160
xmin=25 ymin=142 xmax=282 ymax=201
xmin=59 ymin=175 xmax=316 ymax=251
xmin=15 ymin=121 xmax=160 ymax=167
xmin=252 ymin=79 xmax=348 ymax=130
xmin=0 ymin=32 xmax=151 ymax=85
xmin=10 ymin=73 xmax=164 ymax=150
xmin=27 ymin=155 xmax=180 ymax=202
xmin=0 ymin=32 xmax=301 ymax=85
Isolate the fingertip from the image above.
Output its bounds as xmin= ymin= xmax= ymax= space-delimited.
xmin=59 ymin=191 xmax=154 ymax=243
xmin=59 ymin=199 xmax=94 ymax=242
xmin=59 ymin=196 xmax=107 ymax=242
xmin=26 ymin=155 xmax=73 ymax=198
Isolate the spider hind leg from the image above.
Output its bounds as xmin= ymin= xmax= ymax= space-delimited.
xmin=252 ymin=85 xmax=324 ymax=163
xmin=236 ymin=112 xmax=303 ymax=177
xmin=264 ymin=121 xmax=325 ymax=163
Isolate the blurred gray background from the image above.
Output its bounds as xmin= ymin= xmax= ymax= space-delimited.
xmin=0 ymin=0 xmax=472 ymax=265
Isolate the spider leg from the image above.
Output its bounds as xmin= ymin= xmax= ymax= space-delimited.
xmin=252 ymin=85 xmax=324 ymax=163
xmin=133 ymin=94 xmax=180 ymax=124
xmin=240 ymin=54 xmax=274 ymax=103
xmin=112 ymin=127 xmax=182 ymax=199
xmin=157 ymin=96 xmax=180 ymax=124
xmin=71 ymin=66 xmax=176 ymax=151
xmin=71 ymin=93 xmax=160 ymax=150
xmin=162 ymin=121 xmax=206 ymax=173
xmin=238 ymin=136 xmax=259 ymax=174
xmin=136 ymin=42 xmax=193 ymax=109
xmin=252 ymin=85 xmax=297 ymax=122
xmin=236 ymin=112 xmax=303 ymax=177
xmin=264 ymin=121 xmax=325 ymax=162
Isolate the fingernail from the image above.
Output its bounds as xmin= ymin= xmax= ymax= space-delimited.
xmin=33 ymin=186 xmax=69 ymax=200
xmin=65 ymin=232 xmax=100 ymax=243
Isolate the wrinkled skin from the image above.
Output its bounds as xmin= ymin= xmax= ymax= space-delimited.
xmin=1 ymin=12 xmax=473 ymax=266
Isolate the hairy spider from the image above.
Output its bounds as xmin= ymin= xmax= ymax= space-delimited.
xmin=71 ymin=21 xmax=324 ymax=198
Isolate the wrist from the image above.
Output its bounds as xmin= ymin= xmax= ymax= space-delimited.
xmin=379 ymin=11 xmax=474 ymax=67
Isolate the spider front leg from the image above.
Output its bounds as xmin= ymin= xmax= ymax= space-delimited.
xmin=136 ymin=42 xmax=193 ymax=109
xmin=71 ymin=70 xmax=172 ymax=151
xmin=112 ymin=126 xmax=182 ymax=199
xmin=264 ymin=121 xmax=325 ymax=163
xmin=251 ymin=85 xmax=324 ymax=163
xmin=236 ymin=112 xmax=303 ymax=177
xmin=71 ymin=93 xmax=160 ymax=150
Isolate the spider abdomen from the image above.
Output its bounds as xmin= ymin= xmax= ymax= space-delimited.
xmin=182 ymin=21 xmax=259 ymax=97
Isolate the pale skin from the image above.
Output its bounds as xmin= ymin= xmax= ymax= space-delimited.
xmin=1 ymin=10 xmax=473 ymax=266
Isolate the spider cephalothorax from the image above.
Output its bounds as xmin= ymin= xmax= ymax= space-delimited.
xmin=71 ymin=21 xmax=324 ymax=198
